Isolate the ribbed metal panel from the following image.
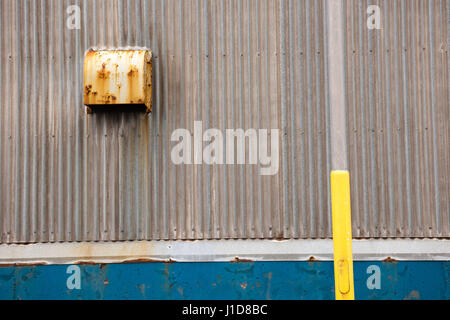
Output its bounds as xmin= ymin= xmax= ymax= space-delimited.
xmin=344 ymin=0 xmax=449 ymax=237
xmin=0 ymin=0 xmax=447 ymax=243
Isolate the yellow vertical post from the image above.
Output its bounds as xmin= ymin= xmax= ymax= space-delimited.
xmin=330 ymin=171 xmax=354 ymax=300
xmin=327 ymin=0 xmax=355 ymax=300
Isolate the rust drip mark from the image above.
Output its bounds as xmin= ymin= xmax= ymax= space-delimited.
xmin=382 ymin=256 xmax=398 ymax=263
xmin=127 ymin=65 xmax=139 ymax=77
xmin=100 ymin=92 xmax=115 ymax=104
xmin=84 ymin=84 xmax=92 ymax=95
xmin=230 ymin=257 xmax=253 ymax=263
xmin=97 ymin=63 xmax=111 ymax=80
xmin=127 ymin=65 xmax=141 ymax=106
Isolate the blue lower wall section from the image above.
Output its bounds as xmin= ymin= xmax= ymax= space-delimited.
xmin=0 ymin=261 xmax=448 ymax=300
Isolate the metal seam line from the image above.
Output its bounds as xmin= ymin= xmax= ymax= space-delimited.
xmin=327 ymin=0 xmax=354 ymax=300
xmin=0 ymin=239 xmax=448 ymax=265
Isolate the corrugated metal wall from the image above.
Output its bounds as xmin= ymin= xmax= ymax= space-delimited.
xmin=0 ymin=0 xmax=447 ymax=243
xmin=344 ymin=0 xmax=449 ymax=237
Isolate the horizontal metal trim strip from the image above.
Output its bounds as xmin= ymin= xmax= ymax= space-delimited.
xmin=0 ymin=239 xmax=448 ymax=265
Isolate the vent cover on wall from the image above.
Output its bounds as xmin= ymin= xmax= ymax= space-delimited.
xmin=83 ymin=49 xmax=152 ymax=113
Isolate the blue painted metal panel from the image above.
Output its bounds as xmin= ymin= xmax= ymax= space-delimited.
xmin=0 ymin=261 xmax=448 ymax=300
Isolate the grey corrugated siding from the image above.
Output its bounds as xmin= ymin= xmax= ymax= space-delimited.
xmin=0 ymin=0 xmax=447 ymax=243
xmin=344 ymin=0 xmax=449 ymax=237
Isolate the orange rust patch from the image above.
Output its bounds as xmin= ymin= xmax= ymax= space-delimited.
xmin=85 ymin=50 xmax=97 ymax=58
xmin=127 ymin=66 xmax=139 ymax=77
xmin=97 ymin=63 xmax=111 ymax=80
xmin=84 ymin=84 xmax=92 ymax=95
xmin=382 ymin=256 xmax=398 ymax=263
xmin=230 ymin=257 xmax=253 ymax=263
xmin=101 ymin=94 xmax=111 ymax=103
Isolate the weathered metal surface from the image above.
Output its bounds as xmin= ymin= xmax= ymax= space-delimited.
xmin=0 ymin=239 xmax=448 ymax=266
xmin=0 ymin=261 xmax=448 ymax=299
xmin=344 ymin=0 xmax=449 ymax=237
xmin=0 ymin=0 xmax=448 ymax=243
xmin=84 ymin=50 xmax=152 ymax=112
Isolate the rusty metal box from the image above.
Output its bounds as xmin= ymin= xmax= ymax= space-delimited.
xmin=83 ymin=50 xmax=152 ymax=112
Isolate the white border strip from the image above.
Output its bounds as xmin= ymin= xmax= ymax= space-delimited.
xmin=0 ymin=239 xmax=448 ymax=265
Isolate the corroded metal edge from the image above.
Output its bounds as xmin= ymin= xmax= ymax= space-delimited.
xmin=0 ymin=239 xmax=448 ymax=266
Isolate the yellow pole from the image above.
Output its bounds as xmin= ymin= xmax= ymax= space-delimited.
xmin=330 ymin=171 xmax=354 ymax=300
xmin=327 ymin=0 xmax=355 ymax=300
